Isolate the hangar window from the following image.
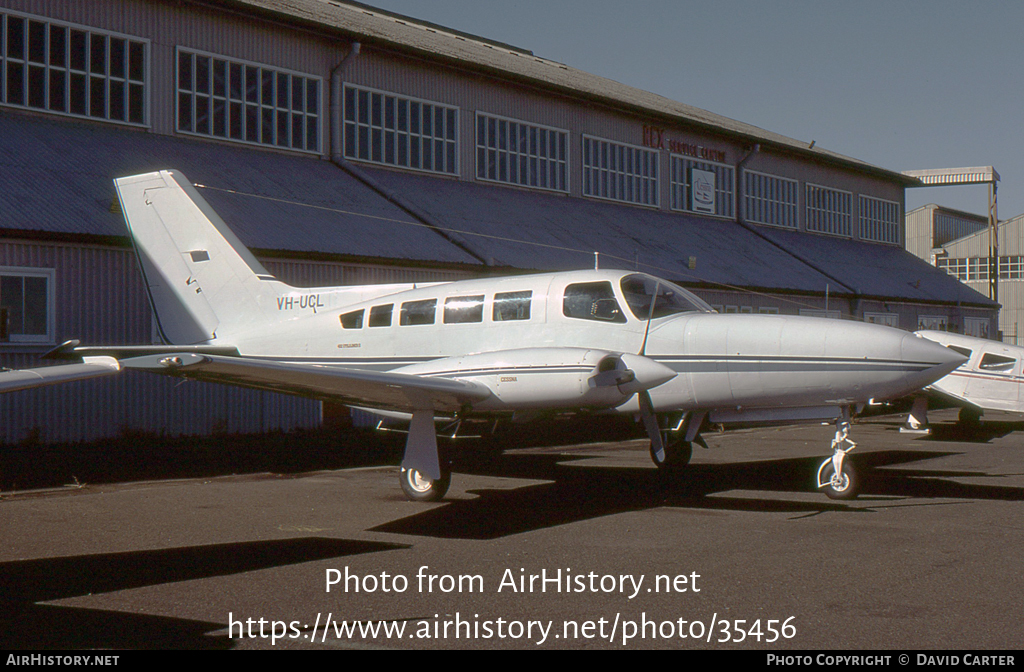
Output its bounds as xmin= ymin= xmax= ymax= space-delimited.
xmin=670 ymin=157 xmax=734 ymax=219
xmin=492 ymin=291 xmax=531 ymax=322
xmin=859 ymin=195 xmax=901 ymax=244
xmin=400 ymin=299 xmax=437 ymax=326
xmin=1001 ymin=256 xmax=1024 ymax=280
xmin=0 ymin=268 xmax=53 ymax=344
xmin=964 ymin=317 xmax=990 ymax=339
xmin=864 ymin=312 xmax=900 ymax=328
xmin=805 ymin=184 xmax=852 ymax=237
xmin=444 ymin=295 xmax=484 ymax=324
xmin=0 ymin=10 xmax=147 ymax=125
xmin=475 ymin=113 xmax=568 ymax=192
xmin=936 ymin=257 xmax=968 ymax=282
xmin=563 ymin=282 xmax=627 ymax=323
xmin=344 ymin=84 xmax=458 ymax=175
xmin=744 ymin=171 xmax=798 ymax=229
xmin=176 ymin=48 xmax=320 ymax=153
xmin=918 ymin=315 xmax=948 ymax=331
xmin=582 ymin=136 xmax=659 ymax=207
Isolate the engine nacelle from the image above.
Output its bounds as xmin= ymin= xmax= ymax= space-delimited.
xmin=394 ymin=347 xmax=675 ymax=412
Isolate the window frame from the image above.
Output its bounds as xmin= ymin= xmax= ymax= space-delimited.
xmin=0 ymin=266 xmax=55 ymax=345
xmin=343 ymin=83 xmax=458 ymax=175
xmin=475 ymin=112 xmax=568 ymax=193
xmin=175 ymin=46 xmax=322 ymax=154
xmin=743 ymin=170 xmax=799 ymax=229
xmin=805 ymin=182 xmax=853 ymax=238
xmin=581 ymin=135 xmax=659 ymax=208
xmin=0 ymin=9 xmax=149 ymax=126
xmin=669 ymin=155 xmax=735 ymax=219
xmin=858 ymin=194 xmax=901 ymax=245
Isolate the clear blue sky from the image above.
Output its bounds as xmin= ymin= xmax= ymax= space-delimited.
xmin=365 ymin=0 xmax=1023 ymax=219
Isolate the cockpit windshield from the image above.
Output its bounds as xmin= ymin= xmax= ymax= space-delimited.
xmin=620 ymin=274 xmax=713 ymax=320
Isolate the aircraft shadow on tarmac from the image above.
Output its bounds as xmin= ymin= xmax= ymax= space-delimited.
xmin=371 ymin=448 xmax=1024 ymax=540
xmin=923 ymin=420 xmax=1024 ymax=444
xmin=0 ymin=537 xmax=406 ymax=649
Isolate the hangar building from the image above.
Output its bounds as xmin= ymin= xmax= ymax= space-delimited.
xmin=0 ymin=0 xmax=998 ymax=442
xmin=907 ymin=204 xmax=1023 ymax=344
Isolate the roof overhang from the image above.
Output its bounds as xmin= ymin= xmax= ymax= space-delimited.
xmin=903 ymin=166 xmax=1000 ymax=187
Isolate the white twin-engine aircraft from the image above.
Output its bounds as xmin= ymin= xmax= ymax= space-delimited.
xmin=0 ymin=170 xmax=965 ymax=502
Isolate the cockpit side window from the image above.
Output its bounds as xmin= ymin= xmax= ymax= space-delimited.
xmin=620 ymin=274 xmax=711 ymax=320
xmin=563 ymin=281 xmax=626 ymax=323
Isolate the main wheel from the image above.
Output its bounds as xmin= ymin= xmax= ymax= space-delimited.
xmin=650 ymin=438 xmax=692 ymax=471
xmin=399 ymin=467 xmax=451 ymax=502
xmin=958 ymin=406 xmax=982 ymax=428
xmin=817 ymin=460 xmax=858 ymax=500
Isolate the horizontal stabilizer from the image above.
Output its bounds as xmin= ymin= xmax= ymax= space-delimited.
xmin=120 ymin=353 xmax=493 ymax=413
xmin=0 ymin=357 xmax=121 ymax=394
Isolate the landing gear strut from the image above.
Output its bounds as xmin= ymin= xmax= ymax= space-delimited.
xmin=816 ymin=407 xmax=860 ymax=500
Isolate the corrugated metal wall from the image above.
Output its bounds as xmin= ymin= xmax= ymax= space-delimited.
xmin=0 ymin=239 xmax=472 ymax=444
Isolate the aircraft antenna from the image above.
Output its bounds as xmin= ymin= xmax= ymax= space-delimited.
xmin=594 ymin=251 xmax=599 ymax=270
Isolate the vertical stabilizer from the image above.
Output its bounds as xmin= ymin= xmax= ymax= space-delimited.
xmin=114 ymin=170 xmax=279 ymax=344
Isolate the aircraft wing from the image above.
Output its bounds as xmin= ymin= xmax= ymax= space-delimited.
xmin=0 ymin=357 xmax=122 ymax=393
xmin=119 ymin=352 xmax=494 ymax=413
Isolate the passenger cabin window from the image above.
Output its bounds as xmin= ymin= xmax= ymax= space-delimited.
xmin=444 ymin=295 xmax=484 ymax=324
xmin=368 ymin=304 xmax=392 ymax=327
xmin=400 ymin=299 xmax=436 ymax=326
xmin=493 ymin=291 xmax=531 ymax=321
xmin=979 ymin=353 xmax=1016 ymax=372
xmin=339 ymin=309 xmax=363 ymax=329
xmin=563 ymin=282 xmax=626 ymax=323
xmin=620 ymin=274 xmax=710 ymax=320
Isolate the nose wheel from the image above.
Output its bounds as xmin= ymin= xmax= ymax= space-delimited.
xmin=816 ymin=408 xmax=860 ymax=500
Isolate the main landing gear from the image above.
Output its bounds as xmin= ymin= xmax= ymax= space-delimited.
xmin=816 ymin=407 xmax=860 ymax=500
xmin=646 ymin=409 xmax=705 ymax=473
xmin=399 ymin=465 xmax=451 ymax=502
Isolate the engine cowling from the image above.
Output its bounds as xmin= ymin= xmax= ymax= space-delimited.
xmin=394 ymin=347 xmax=676 ymax=412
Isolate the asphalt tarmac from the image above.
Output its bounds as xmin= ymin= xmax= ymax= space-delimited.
xmin=2 ymin=409 xmax=1023 ymax=650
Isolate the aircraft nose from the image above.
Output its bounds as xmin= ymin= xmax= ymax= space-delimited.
xmin=900 ymin=332 xmax=967 ymax=387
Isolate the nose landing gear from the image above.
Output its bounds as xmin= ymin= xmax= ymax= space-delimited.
xmin=816 ymin=407 xmax=859 ymax=500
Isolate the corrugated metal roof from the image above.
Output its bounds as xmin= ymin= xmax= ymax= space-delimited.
xmin=754 ymin=227 xmax=997 ymax=307
xmin=0 ymin=111 xmax=481 ymax=265
xmin=232 ymin=0 xmax=914 ymax=183
xmin=356 ymin=164 xmax=997 ymax=305
xmin=354 ymin=164 xmax=849 ymax=294
xmin=0 ymin=111 xmax=994 ymax=307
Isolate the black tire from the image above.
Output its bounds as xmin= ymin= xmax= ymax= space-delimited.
xmin=651 ymin=439 xmax=693 ymax=471
xmin=958 ymin=406 xmax=982 ymax=428
xmin=818 ymin=461 xmax=858 ymax=500
xmin=399 ymin=467 xmax=451 ymax=502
